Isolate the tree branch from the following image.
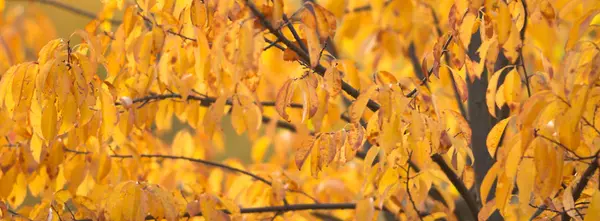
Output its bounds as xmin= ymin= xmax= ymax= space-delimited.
xmin=431 ymin=154 xmax=479 ymax=220
xmin=62 ymin=148 xmax=302 ymax=205
xmin=344 ymin=0 xmax=393 ymax=14
xmin=245 ymin=0 xmax=381 ymax=112
xmin=73 ymin=203 xmax=388 ymax=221
xmin=406 ymin=153 xmax=424 ymax=221
xmin=518 ymin=0 xmax=532 ymax=97
xmin=530 ymin=151 xmax=599 ymax=220
xmin=560 ymin=152 xmax=599 ymax=221
xmin=11 ymin=0 xmax=122 ymax=25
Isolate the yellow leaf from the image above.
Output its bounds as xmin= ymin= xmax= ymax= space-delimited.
xmin=501 ymin=23 xmax=521 ymax=63
xmin=487 ymin=66 xmax=509 ymax=117
xmin=143 ymin=183 xmax=178 ymax=221
xmin=478 ymin=199 xmax=497 ymax=221
xmin=106 ymin=181 xmax=149 ymax=221
xmin=378 ymin=167 xmax=398 ymax=194
xmin=504 ymin=138 xmax=522 ymax=180
xmin=41 ymin=97 xmax=58 ymax=143
xmin=563 ymin=180 xmax=578 ymax=221
xmin=272 ymin=0 xmax=284 ymax=26
xmin=155 ymin=101 xmax=174 ymax=132
xmin=495 ymin=1 xmax=512 ymax=45
xmin=565 ymin=9 xmax=600 ymax=51
xmin=495 ymin=172 xmax=514 ymax=214
xmin=517 ymin=159 xmax=535 ymax=209
xmin=310 ymin=135 xmax=321 ymax=177
xmin=318 ymin=134 xmax=336 ymax=169
xmin=231 ymin=98 xmax=247 ymax=135
xmin=533 ymin=138 xmax=563 ymax=199
xmin=194 ymin=28 xmax=210 ymax=84
xmin=190 ymin=0 xmax=208 ymax=28
xmin=517 ymin=90 xmax=553 ymax=127
xmin=217 ymin=195 xmax=240 ymax=217
xmin=7 ymin=172 xmax=26 ymax=208
xmin=91 ymin=144 xmax=112 ymax=183
xmin=459 ymin=13 xmax=476 ymax=49
xmin=275 ymin=79 xmax=297 ymax=121
xmin=199 ymin=193 xmax=229 ymax=221
xmin=203 ymin=94 xmax=228 ymax=138
xmin=503 ymin=68 xmax=521 ymax=109
xmin=349 ymin=86 xmax=378 ymax=123
xmin=64 ymin=155 xmax=88 ymax=195
xmin=300 ymin=75 xmax=319 ymax=123
xmin=270 ymin=178 xmax=286 ymax=206
xmin=585 ymin=190 xmax=600 ymax=221
xmin=356 ymin=198 xmax=375 ymax=221
xmin=480 ymin=163 xmax=498 ymax=204
xmin=100 ymin=87 xmax=117 ymax=142
xmin=0 ymin=165 xmax=17 ymax=200
xmin=323 ymin=62 xmax=342 ymax=96
xmin=363 ymin=145 xmax=380 ymax=174
xmin=59 ymin=93 xmax=77 ymax=135
xmin=344 ymin=122 xmax=365 ymax=154
xmin=252 ymin=136 xmax=271 ymax=163
xmin=172 ymin=130 xmax=200 ymax=158
xmin=302 ymin=24 xmax=322 ymax=68
xmin=209 ymin=168 xmax=224 ymax=194
xmin=486 ymin=116 xmax=512 ymax=158
xmin=495 ymin=84 xmax=506 ymax=109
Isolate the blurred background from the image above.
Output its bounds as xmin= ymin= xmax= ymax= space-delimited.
xmin=5 ymin=0 xmax=255 ymax=163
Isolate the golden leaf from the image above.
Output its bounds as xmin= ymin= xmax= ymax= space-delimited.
xmin=486 ymin=116 xmax=512 ymax=157
xmin=355 ymin=197 xmax=375 ymax=221
xmin=41 ymin=97 xmax=58 ymax=143
xmin=295 ymin=135 xmax=316 ymax=170
xmin=585 ymin=190 xmax=600 ymax=221
xmin=203 ymin=94 xmax=228 ymax=138
xmin=105 ymin=181 xmax=149 ymax=221
xmin=348 ymin=86 xmax=378 ymax=123
xmin=323 ymin=62 xmax=342 ymax=96
xmin=275 ymin=79 xmax=297 ymax=122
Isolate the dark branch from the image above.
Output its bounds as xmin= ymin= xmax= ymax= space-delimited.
xmin=406 ymin=153 xmax=424 ymax=221
xmin=344 ymin=0 xmax=393 ymax=14
xmin=12 ymin=0 xmax=122 ymax=25
xmin=431 ymin=154 xmax=479 ymax=220
xmin=560 ymin=151 xmax=599 ymax=221
xmin=519 ymin=0 xmax=532 ymax=97
xmin=63 ymin=148 xmax=298 ymax=205
xmin=245 ymin=0 xmax=381 ymax=112
xmin=74 ymin=203 xmax=389 ymax=221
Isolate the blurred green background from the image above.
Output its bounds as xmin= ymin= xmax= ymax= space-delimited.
xmin=11 ymin=0 xmax=255 ymax=163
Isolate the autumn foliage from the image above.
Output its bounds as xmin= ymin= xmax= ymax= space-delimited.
xmin=1 ymin=0 xmax=600 ymax=220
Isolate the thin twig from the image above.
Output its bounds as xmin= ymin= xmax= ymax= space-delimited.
xmin=7 ymin=209 xmax=32 ymax=221
xmin=50 ymin=204 xmax=63 ymax=221
xmin=406 ymin=153 xmax=424 ymax=221
xmin=405 ymin=35 xmax=454 ymax=98
xmin=519 ymin=0 xmax=532 ymax=97
xmin=282 ymin=15 xmax=309 ymax=54
xmin=63 ymin=148 xmax=297 ymax=206
xmin=560 ymin=151 xmax=599 ymax=221
xmin=245 ymin=0 xmax=381 ymax=112
xmin=73 ymin=203 xmax=389 ymax=221
xmin=344 ymin=0 xmax=393 ymax=13
xmin=535 ymin=131 xmax=595 ymax=161
xmin=12 ymin=0 xmax=122 ymax=25
xmin=530 ymin=151 xmax=599 ymax=220
xmin=431 ymin=154 xmax=479 ymax=220
xmin=582 ymin=117 xmax=600 ymax=136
